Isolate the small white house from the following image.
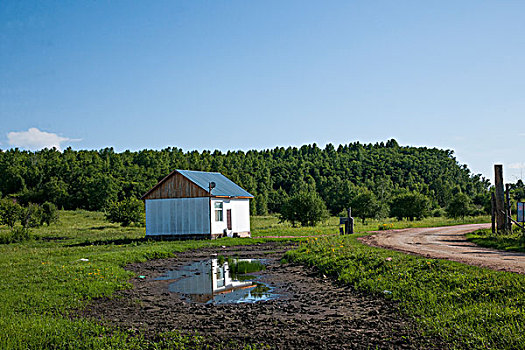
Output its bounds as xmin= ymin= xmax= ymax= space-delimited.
xmin=141 ymin=169 xmax=253 ymax=239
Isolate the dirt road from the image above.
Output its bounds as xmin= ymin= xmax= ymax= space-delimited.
xmin=360 ymin=223 xmax=525 ymax=274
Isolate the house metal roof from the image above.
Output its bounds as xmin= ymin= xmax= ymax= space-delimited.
xmin=177 ymin=170 xmax=254 ymax=198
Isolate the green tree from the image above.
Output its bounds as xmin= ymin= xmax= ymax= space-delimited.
xmin=85 ymin=174 xmax=119 ymax=211
xmin=390 ymin=192 xmax=430 ymax=221
xmin=0 ymin=140 xmax=491 ymax=216
xmin=446 ymin=192 xmax=472 ymax=219
xmin=105 ymin=197 xmax=145 ymax=227
xmin=351 ymin=190 xmax=385 ymax=224
xmin=267 ymin=188 xmax=288 ymax=214
xmin=279 ymin=191 xmax=328 ymax=227
xmin=254 ymin=193 xmax=268 ymax=215
xmin=0 ymin=198 xmax=21 ymax=228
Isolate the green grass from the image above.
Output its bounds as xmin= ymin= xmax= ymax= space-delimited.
xmin=251 ymin=214 xmax=490 ymax=237
xmin=0 ymin=210 xmax=285 ymax=350
xmin=0 ymin=211 xmax=496 ymax=349
xmin=284 ymin=234 xmax=525 ymax=350
xmin=467 ymin=228 xmax=525 ymax=253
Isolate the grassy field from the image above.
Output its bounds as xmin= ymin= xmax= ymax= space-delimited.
xmin=251 ymin=214 xmax=490 ymax=237
xmin=285 ymin=234 xmax=525 ymax=350
xmin=1 ymin=210 xmax=509 ymax=350
xmin=467 ymin=228 xmax=525 ymax=253
xmin=0 ymin=211 xmax=283 ymax=350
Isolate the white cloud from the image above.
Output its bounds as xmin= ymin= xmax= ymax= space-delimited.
xmin=519 ymin=133 xmax=525 ymax=137
xmin=509 ymin=162 xmax=525 ymax=169
xmin=7 ymin=128 xmax=79 ymax=151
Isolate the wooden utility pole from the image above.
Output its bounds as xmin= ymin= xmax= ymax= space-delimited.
xmin=491 ymin=192 xmax=496 ymax=234
xmin=494 ymin=165 xmax=505 ymax=233
xmin=505 ymin=184 xmax=512 ymax=233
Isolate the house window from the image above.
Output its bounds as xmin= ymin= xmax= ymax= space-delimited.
xmin=214 ymin=202 xmax=223 ymax=221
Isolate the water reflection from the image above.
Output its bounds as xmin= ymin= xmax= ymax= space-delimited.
xmin=156 ymin=258 xmax=278 ymax=304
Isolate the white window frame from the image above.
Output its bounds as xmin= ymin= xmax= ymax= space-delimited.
xmin=214 ymin=202 xmax=224 ymax=222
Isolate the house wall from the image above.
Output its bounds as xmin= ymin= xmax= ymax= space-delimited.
xmin=210 ymin=198 xmax=250 ymax=237
xmin=145 ymin=198 xmax=210 ymax=237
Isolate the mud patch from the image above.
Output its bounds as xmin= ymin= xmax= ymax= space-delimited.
xmin=78 ymin=242 xmax=444 ymax=349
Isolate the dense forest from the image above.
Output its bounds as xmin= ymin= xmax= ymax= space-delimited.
xmin=0 ymin=139 xmax=493 ymax=216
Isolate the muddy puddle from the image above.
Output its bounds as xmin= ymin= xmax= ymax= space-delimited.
xmin=155 ymin=257 xmax=280 ymax=304
xmin=79 ymin=242 xmax=444 ymax=349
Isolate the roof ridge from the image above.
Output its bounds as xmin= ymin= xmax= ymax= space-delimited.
xmin=142 ymin=169 xmax=253 ymax=199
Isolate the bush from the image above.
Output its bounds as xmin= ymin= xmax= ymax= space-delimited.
xmin=105 ymin=197 xmax=145 ymax=227
xmin=0 ymin=198 xmax=21 ymax=228
xmin=279 ymin=191 xmax=329 ymax=227
xmin=0 ymin=226 xmax=32 ymax=244
xmin=19 ymin=203 xmax=43 ymax=228
xmin=432 ymin=208 xmax=445 ymax=217
xmin=11 ymin=226 xmax=32 ymax=242
xmin=40 ymin=202 xmax=59 ymax=226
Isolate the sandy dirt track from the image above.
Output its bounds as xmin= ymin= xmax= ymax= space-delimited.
xmin=360 ymin=223 xmax=525 ymax=274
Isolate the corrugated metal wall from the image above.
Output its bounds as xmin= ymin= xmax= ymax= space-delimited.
xmin=145 ymin=198 xmax=210 ymax=236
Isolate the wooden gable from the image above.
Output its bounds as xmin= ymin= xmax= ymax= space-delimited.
xmin=142 ymin=171 xmax=209 ymax=200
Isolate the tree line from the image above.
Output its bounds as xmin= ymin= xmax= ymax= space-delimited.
xmin=0 ymin=139 xmax=495 ymax=221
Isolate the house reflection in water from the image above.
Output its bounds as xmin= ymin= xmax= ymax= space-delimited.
xmin=157 ymin=258 xmax=276 ymax=304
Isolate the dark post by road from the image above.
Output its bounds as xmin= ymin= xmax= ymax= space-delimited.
xmin=346 ymin=208 xmax=354 ymax=234
xmin=491 ymin=192 xmax=496 ymax=234
xmin=494 ymin=165 xmax=505 ymax=233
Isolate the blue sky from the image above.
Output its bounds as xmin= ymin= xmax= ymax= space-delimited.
xmin=1 ymin=1 xmax=524 ymax=183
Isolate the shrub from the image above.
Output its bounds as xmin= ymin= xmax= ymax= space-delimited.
xmin=0 ymin=198 xmax=21 ymax=228
xmin=0 ymin=226 xmax=32 ymax=244
xmin=11 ymin=226 xmax=32 ymax=242
xmin=105 ymin=197 xmax=145 ymax=227
xmin=432 ymin=208 xmax=445 ymax=217
xmin=40 ymin=202 xmax=59 ymax=226
xmin=19 ymin=203 xmax=43 ymax=228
